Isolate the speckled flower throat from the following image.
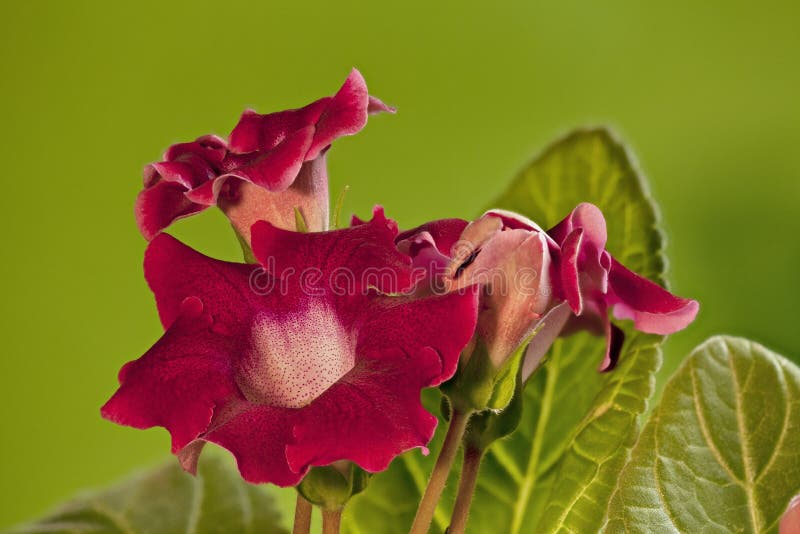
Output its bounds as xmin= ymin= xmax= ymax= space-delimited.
xmin=237 ymin=302 xmax=356 ymax=408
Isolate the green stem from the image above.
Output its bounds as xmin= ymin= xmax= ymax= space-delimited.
xmin=322 ymin=508 xmax=342 ymax=534
xmin=448 ymin=446 xmax=483 ymax=534
xmin=409 ymin=409 xmax=472 ymax=534
xmin=292 ymin=493 xmax=313 ymax=534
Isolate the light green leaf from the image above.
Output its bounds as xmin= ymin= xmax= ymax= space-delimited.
xmin=344 ymin=128 xmax=668 ymax=533
xmin=7 ymin=454 xmax=288 ymax=534
xmin=604 ymin=336 xmax=800 ymax=534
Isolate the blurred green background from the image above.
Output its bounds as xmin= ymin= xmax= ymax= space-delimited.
xmin=1 ymin=0 xmax=798 ymax=528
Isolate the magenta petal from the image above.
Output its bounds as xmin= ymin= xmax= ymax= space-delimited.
xmin=195 ymin=401 xmax=302 ymax=486
xmin=100 ymin=298 xmax=239 ymax=452
xmin=559 ymin=228 xmax=585 ymax=315
xmin=251 ymin=208 xmax=414 ymax=295
xmin=224 ymin=125 xmax=316 ymax=192
xmin=368 ymin=95 xmax=396 ymax=114
xmin=607 ymin=258 xmax=700 ymax=335
xmin=228 ymin=102 xmax=328 ymax=155
xmin=134 ymin=181 xmax=206 ymax=241
xmin=307 ymin=69 xmax=369 ymax=160
xmin=397 ymin=219 xmax=469 ymax=259
xmin=144 ymin=233 xmax=259 ymax=329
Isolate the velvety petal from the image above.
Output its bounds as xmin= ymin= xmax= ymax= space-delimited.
xmin=228 ymin=103 xmax=328 ymax=155
xmin=144 ymin=136 xmax=227 ymax=189
xmin=144 ymin=233 xmax=261 ymax=329
xmin=286 ymin=287 xmax=478 ymax=473
xmin=549 ymin=203 xmax=610 ymax=294
xmin=559 ymin=228 xmax=586 ymax=314
xmin=100 ymin=297 xmax=240 ymax=452
xmin=285 ymin=357 xmax=439 ymax=474
xmin=607 ymin=258 xmax=700 ymax=335
xmin=219 ymin=155 xmax=329 ymax=243
xmin=307 ymin=69 xmax=370 ymax=160
xmin=396 ymin=219 xmax=468 ymax=291
xmin=190 ymin=400 xmax=302 ymax=486
xmin=355 ymin=288 xmax=480 ymax=384
xmin=223 ymin=125 xmax=316 ymax=192
xmin=548 ymin=202 xmax=607 ymax=249
xmin=134 ymin=181 xmax=207 ymax=241
xmin=251 ymin=207 xmax=414 ymax=295
xmin=396 ymin=218 xmax=469 ymax=258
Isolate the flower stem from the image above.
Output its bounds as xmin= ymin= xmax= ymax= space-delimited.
xmin=448 ymin=446 xmax=483 ymax=534
xmin=409 ymin=409 xmax=471 ymax=534
xmin=293 ymin=493 xmax=313 ymax=534
xmin=322 ymin=508 xmax=342 ymax=534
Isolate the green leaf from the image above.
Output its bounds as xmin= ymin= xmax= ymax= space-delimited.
xmin=344 ymin=128 xmax=668 ymax=533
xmin=604 ymin=336 xmax=800 ymax=533
xmin=7 ymin=454 xmax=288 ymax=534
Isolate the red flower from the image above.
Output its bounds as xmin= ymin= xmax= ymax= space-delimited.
xmin=547 ymin=203 xmax=698 ymax=370
xmin=102 ymin=209 xmax=478 ymax=486
xmin=399 ymin=204 xmax=698 ymax=373
xmin=135 ymin=69 xmax=394 ymax=242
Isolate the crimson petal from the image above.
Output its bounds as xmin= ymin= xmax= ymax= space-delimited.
xmin=144 ymin=233 xmax=261 ymax=329
xmin=101 ymin=298 xmax=240 ymax=452
xmin=251 ymin=207 xmax=413 ymax=295
xmin=287 ymin=289 xmax=479 ymax=473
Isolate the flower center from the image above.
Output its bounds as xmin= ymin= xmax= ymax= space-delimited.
xmin=237 ymin=302 xmax=355 ymax=409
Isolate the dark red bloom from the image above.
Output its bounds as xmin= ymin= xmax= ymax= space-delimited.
xmin=102 ymin=209 xmax=478 ymax=486
xmin=399 ymin=204 xmax=698 ymax=373
xmin=135 ymin=69 xmax=394 ymax=242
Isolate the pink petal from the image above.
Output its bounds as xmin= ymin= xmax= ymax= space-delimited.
xmin=100 ymin=297 xmax=240 ymax=452
xmin=134 ymin=181 xmax=207 ymax=241
xmin=548 ymin=202 xmax=608 ymax=251
xmin=250 ymin=208 xmax=414 ymax=295
xmin=559 ymin=228 xmax=585 ymax=315
xmin=522 ymin=302 xmax=572 ymax=381
xmin=144 ymin=233 xmax=261 ymax=329
xmin=607 ymin=258 xmax=700 ymax=335
xmin=368 ymin=95 xmax=396 ymax=114
xmin=460 ymin=230 xmax=553 ymax=365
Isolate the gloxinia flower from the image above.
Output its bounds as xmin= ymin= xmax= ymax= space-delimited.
xmin=398 ymin=204 xmax=698 ymax=374
xmin=135 ymin=69 xmax=394 ymax=242
xmin=546 ymin=202 xmax=699 ymax=370
xmin=102 ymin=209 xmax=478 ymax=486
